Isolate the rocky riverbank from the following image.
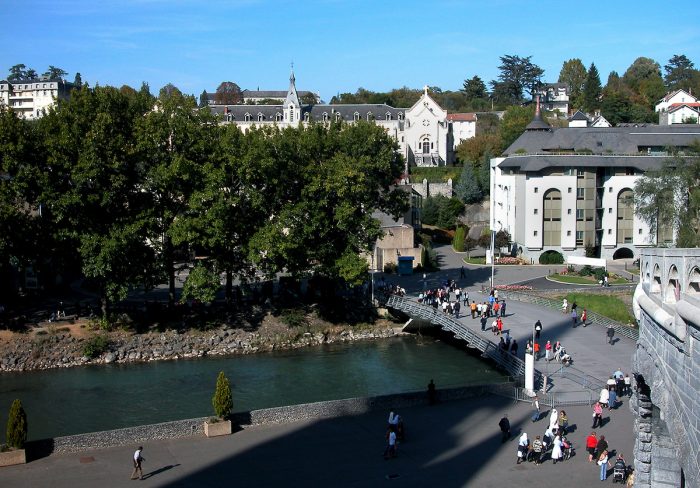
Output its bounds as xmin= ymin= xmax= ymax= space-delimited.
xmin=0 ymin=312 xmax=403 ymax=372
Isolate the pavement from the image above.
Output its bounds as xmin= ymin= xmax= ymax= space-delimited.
xmin=2 ymin=244 xmax=639 ymax=487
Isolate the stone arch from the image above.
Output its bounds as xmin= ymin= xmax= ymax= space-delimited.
xmin=644 ymin=260 xmax=650 ymax=284
xmin=688 ymin=266 xmax=700 ymax=294
xmin=613 ymin=247 xmax=634 ymax=260
xmin=543 ymin=189 xmax=562 ymax=246
xmin=651 ymin=263 xmax=661 ymax=293
xmin=665 ymin=265 xmax=680 ymax=303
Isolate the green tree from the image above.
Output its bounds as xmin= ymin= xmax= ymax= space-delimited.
xmin=491 ymin=54 xmax=544 ymax=103
xmin=500 ymin=105 xmax=535 ymax=150
xmin=199 ymin=90 xmax=209 ymax=108
xmin=43 ymin=65 xmax=68 ymax=80
xmin=73 ymin=72 xmax=82 ymax=87
xmin=582 ymin=63 xmax=602 ymax=113
xmin=7 ymin=64 xmax=28 ymax=81
xmin=664 ymin=54 xmax=696 ymax=90
xmin=452 ymin=226 xmax=466 ymax=252
xmin=25 ymin=68 xmax=38 ymax=80
xmin=495 ymin=229 xmax=511 ymax=257
xmin=421 ymin=195 xmax=463 ymax=229
xmin=300 ymin=92 xmax=318 ymax=105
xmin=212 ymin=371 xmax=233 ymax=419
xmin=464 ymin=235 xmax=477 ymax=258
xmin=622 ymin=57 xmax=662 ymax=93
xmin=455 ymin=133 xmax=502 ymax=165
xmin=477 ymin=153 xmax=492 ymax=196
xmin=6 ymin=399 xmax=27 ymax=449
xmin=634 ymin=145 xmax=700 ymax=247
xmin=558 ymin=58 xmax=587 ymax=109
xmin=601 ymin=90 xmax=632 ymax=125
xmin=181 ymin=262 xmax=221 ymax=304
xmin=454 ymin=163 xmax=483 ymax=204
xmin=462 ymin=75 xmax=487 ymax=100
xmin=214 ymin=81 xmax=242 ymax=105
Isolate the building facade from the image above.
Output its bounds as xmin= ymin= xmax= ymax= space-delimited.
xmin=632 ymin=248 xmax=700 ymax=488
xmin=536 ymin=82 xmax=570 ymax=115
xmin=656 ymin=89 xmax=700 ymax=125
xmin=490 ymin=111 xmax=700 ymax=261
xmin=0 ymin=78 xmax=73 ymax=119
xmin=210 ymin=71 xmax=476 ymax=168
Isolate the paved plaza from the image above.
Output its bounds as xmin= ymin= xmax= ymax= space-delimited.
xmin=2 ymin=245 xmax=640 ymax=487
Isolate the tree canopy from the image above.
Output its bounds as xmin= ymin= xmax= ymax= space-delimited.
xmin=215 ymin=81 xmax=243 ymax=105
xmin=558 ymin=58 xmax=587 ymax=109
xmin=490 ymin=54 xmax=544 ymax=104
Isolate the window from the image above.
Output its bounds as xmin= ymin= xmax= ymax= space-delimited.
xmin=576 ymin=209 xmax=584 ymax=220
xmin=275 ymin=112 xmax=282 ymax=122
xmin=567 ymin=209 xmax=572 ymax=215
xmin=567 ymin=231 xmax=571 ymax=236
xmin=367 ymin=112 xmax=373 ymax=121
xmin=244 ymin=113 xmax=252 ymax=122
xmin=608 ymin=229 xmax=612 ymax=235
xmin=575 ymin=230 xmax=584 ymax=245
xmin=639 ymin=228 xmax=642 ymax=234
xmin=335 ymin=112 xmax=342 ymax=122
xmin=626 ymin=168 xmax=635 ymax=176
xmin=322 ymin=112 xmax=329 ymax=122
xmin=576 ymin=188 xmax=585 ymax=199
xmin=257 ymin=113 xmax=264 ymax=122
xmin=609 ymin=187 xmax=613 ymax=193
xmin=534 ymin=187 xmax=538 ymax=193
xmin=289 ymin=106 xmax=294 ymax=121
xmin=609 ymin=208 xmax=612 ymax=213
xmin=398 ymin=112 xmax=404 ymax=121
xmin=596 ymin=141 xmax=603 ymax=147
xmin=568 ymin=187 xmax=572 ymax=193
xmin=543 ymin=189 xmax=562 ymax=246
xmin=534 ymin=230 xmax=538 ymax=236
xmin=617 ymin=188 xmax=634 ymax=245
xmin=386 ymin=112 xmax=392 ymax=120
xmin=534 ymin=209 xmax=538 ymax=215
xmin=304 ymin=113 xmax=310 ymax=122
xmin=353 ymin=112 xmax=360 ymax=121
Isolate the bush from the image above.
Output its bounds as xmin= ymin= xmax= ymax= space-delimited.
xmin=539 ymin=250 xmax=564 ymax=264
xmin=421 ymin=195 xmax=464 ymax=229
xmin=212 ymin=371 xmax=233 ymax=419
xmin=281 ymin=308 xmax=307 ymax=328
xmin=82 ymin=335 xmax=110 ymax=359
xmin=453 ymin=226 xmax=466 ymax=252
xmin=383 ymin=262 xmax=398 ymax=274
xmin=6 ymin=399 xmax=27 ymax=449
xmin=593 ymin=268 xmax=608 ymax=282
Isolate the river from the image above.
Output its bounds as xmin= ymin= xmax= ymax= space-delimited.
xmin=0 ymin=336 xmax=501 ymax=442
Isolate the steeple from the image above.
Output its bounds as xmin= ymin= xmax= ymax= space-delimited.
xmin=284 ymin=66 xmax=300 ymax=109
xmin=526 ymin=95 xmax=551 ymax=131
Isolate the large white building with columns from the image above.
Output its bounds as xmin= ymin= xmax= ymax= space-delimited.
xmin=210 ymin=71 xmax=476 ymax=168
xmin=490 ymin=110 xmax=700 ymax=261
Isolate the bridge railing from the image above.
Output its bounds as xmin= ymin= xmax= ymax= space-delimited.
xmin=488 ymin=384 xmax=596 ymax=408
xmin=385 ymin=294 xmax=537 ymax=382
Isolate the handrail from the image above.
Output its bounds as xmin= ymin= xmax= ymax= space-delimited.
xmin=384 ymin=295 xmax=539 ymax=382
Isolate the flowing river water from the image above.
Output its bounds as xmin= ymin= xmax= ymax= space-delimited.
xmin=0 ymin=336 xmax=502 ymax=442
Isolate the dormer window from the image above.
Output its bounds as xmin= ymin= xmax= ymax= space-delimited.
xmin=304 ymin=112 xmax=310 ymax=122
xmin=275 ymin=112 xmax=282 ymax=122
xmin=257 ymin=113 xmax=264 ymax=122
xmin=335 ymin=112 xmax=342 ymax=122
xmin=386 ymin=112 xmax=392 ymax=121
xmin=398 ymin=112 xmax=404 ymax=121
xmin=367 ymin=112 xmax=374 ymax=121
xmin=244 ymin=113 xmax=252 ymax=122
xmin=322 ymin=112 xmax=329 ymax=122
xmin=354 ymin=112 xmax=360 ymax=121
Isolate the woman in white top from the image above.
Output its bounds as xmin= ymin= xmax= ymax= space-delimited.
xmin=551 ymin=434 xmax=563 ymax=464
xmin=562 ymin=298 xmax=568 ymax=314
xmin=599 ymin=388 xmax=610 ymax=408
xmin=549 ymin=408 xmax=559 ymax=434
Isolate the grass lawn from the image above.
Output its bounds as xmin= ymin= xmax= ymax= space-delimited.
xmin=549 ymin=274 xmax=629 ymax=285
xmin=463 ymin=256 xmax=486 ymax=265
xmin=560 ymin=292 xmax=636 ymax=324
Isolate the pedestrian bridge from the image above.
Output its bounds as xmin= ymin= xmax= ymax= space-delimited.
xmin=383 ymin=294 xmax=540 ymax=383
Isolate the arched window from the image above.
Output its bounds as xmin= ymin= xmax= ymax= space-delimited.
xmin=353 ymin=112 xmax=360 ymax=121
xmin=386 ymin=112 xmax=392 ymax=121
xmin=651 ymin=264 xmax=661 ymax=293
xmin=398 ymin=112 xmax=404 ymax=121
xmin=289 ymin=106 xmax=294 ymax=122
xmin=322 ymin=112 xmax=329 ymax=122
xmin=304 ymin=112 xmax=310 ymax=122
xmin=335 ymin=112 xmax=342 ymax=122
xmin=275 ymin=112 xmax=282 ymax=122
xmin=244 ymin=113 xmax=252 ymax=122
xmin=257 ymin=113 xmax=264 ymax=122
xmin=422 ymin=138 xmax=430 ymax=154
xmin=367 ymin=112 xmax=374 ymax=121
xmin=688 ymin=266 xmax=700 ymax=294
xmin=665 ymin=265 xmax=680 ymax=303
xmin=543 ymin=189 xmax=562 ymax=246
xmin=617 ymin=188 xmax=633 ymax=244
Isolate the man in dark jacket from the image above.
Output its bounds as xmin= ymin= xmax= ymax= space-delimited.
xmin=499 ymin=414 xmax=511 ymax=443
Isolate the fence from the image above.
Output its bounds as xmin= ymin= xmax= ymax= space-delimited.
xmin=487 ymin=384 xmax=596 ymax=408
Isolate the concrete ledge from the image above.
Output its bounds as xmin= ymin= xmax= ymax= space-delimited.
xmin=29 ymin=385 xmax=494 ymax=455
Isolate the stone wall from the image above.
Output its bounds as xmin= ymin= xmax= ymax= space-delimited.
xmin=410 ymin=178 xmax=453 ymax=199
xmin=632 ymin=248 xmax=700 ymax=488
xmin=29 ymin=385 xmax=492 ymax=455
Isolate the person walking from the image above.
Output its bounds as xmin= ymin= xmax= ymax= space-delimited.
xmin=460 ymin=265 xmax=466 ymax=278
xmin=463 ymin=290 xmax=469 ymax=307
xmin=571 ymin=308 xmax=578 ymax=327
xmin=470 ymin=301 xmax=477 ymax=318
xmin=532 ymin=435 xmax=543 ymax=465
xmin=600 ymin=388 xmax=610 ymax=409
xmin=549 ymin=408 xmax=559 ymax=436
xmin=586 ymin=431 xmax=598 ymax=462
xmin=558 ymin=410 xmax=568 ymax=435
xmin=595 ymin=435 xmax=608 ymax=461
xmin=453 ymin=300 xmax=461 ymax=319
xmin=534 ymin=320 xmax=542 ymax=339
xmin=608 ymin=387 xmax=617 ymax=410
xmin=551 ymin=434 xmax=563 ymax=464
xmin=499 ymin=414 xmax=511 ymax=443
xmin=510 ymin=338 xmax=518 ymax=356
xmin=545 ymin=340 xmax=552 ymax=362
xmin=581 ymin=308 xmax=588 ymax=326
xmin=131 ymin=446 xmax=145 ymax=480
xmin=384 ymin=426 xmax=397 ymax=459
xmin=427 ymin=379 xmax=437 ymax=405
xmin=533 ymin=341 xmax=541 ymax=360
xmin=517 ymin=432 xmax=529 ymax=464
xmin=607 ymin=324 xmax=615 ymax=345
xmin=480 ymin=313 xmax=487 ymax=331
xmin=598 ymin=449 xmax=612 ymax=481
xmin=592 ymin=401 xmax=603 ymax=428
xmin=496 ymin=317 xmax=504 ymax=336
xmin=562 ymin=298 xmax=568 ymax=314
xmin=531 ymin=395 xmax=540 ymax=422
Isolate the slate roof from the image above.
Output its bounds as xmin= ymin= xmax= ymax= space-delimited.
xmin=568 ymin=110 xmax=589 ymax=122
xmin=498 ymin=154 xmax=669 ymax=172
xmin=206 ymin=90 xmax=317 ymax=102
xmin=209 ymin=103 xmax=407 ymax=122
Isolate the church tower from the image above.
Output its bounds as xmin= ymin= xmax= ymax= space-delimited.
xmin=283 ymin=68 xmax=301 ymax=124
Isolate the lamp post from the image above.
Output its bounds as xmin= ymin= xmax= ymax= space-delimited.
xmin=370 ymin=253 xmax=375 ymax=305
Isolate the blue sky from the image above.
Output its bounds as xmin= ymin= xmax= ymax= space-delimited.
xmin=2 ymin=0 xmax=699 ymax=102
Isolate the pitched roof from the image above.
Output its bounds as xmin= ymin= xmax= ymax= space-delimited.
xmin=447 ymin=113 xmax=477 ymax=121
xmin=209 ymin=103 xmax=406 ymax=122
xmin=568 ymin=110 xmax=589 ymax=122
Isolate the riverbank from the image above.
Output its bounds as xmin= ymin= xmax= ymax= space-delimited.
xmin=0 ymin=311 xmax=403 ymax=372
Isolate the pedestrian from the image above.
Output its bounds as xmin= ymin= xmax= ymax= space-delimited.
xmin=581 ymin=308 xmax=588 ymax=326
xmin=598 ymin=449 xmax=612 ymax=481
xmin=517 ymin=432 xmax=529 ymax=464
xmin=531 ymin=395 xmax=540 ymax=422
xmin=496 ymin=317 xmax=503 ymax=336
xmin=471 ymin=301 xmax=477 ymax=318
xmin=586 ymin=431 xmax=598 ymax=462
xmin=384 ymin=426 xmax=397 ymax=459
xmin=504 ymin=330 xmax=511 ymax=349
xmin=551 ymin=434 xmax=563 ymax=464
xmin=599 ymin=388 xmax=609 ymax=409
xmin=460 ymin=265 xmax=466 ymax=278
xmin=624 ymin=374 xmax=632 ymax=397
xmin=562 ymin=298 xmax=568 ymax=314
xmin=499 ymin=414 xmax=511 ymax=443
xmin=534 ymin=320 xmax=542 ymax=339
xmin=510 ymin=338 xmax=518 ymax=356
xmin=558 ymin=410 xmax=568 ymax=435
xmin=545 ymin=340 xmax=552 ymax=361
xmin=595 ymin=435 xmax=608 ymax=460
xmin=608 ymin=387 xmax=617 ymax=410
xmin=454 ymin=300 xmax=461 ymax=318
xmin=463 ymin=290 xmax=469 ymax=306
xmin=533 ymin=341 xmax=541 ymax=360
xmin=493 ymin=301 xmax=500 ymax=317
xmin=476 ymin=302 xmax=482 ymax=317
xmin=427 ymin=379 xmax=436 ymax=405
xmin=607 ymin=324 xmax=615 ymax=345
xmin=494 ymin=289 xmax=499 ymax=302
xmin=480 ymin=313 xmax=487 ymax=331
xmin=500 ymin=300 xmax=507 ymax=317
xmin=592 ymin=402 xmax=603 ymax=428
xmin=549 ymin=408 xmax=559 ymax=435
xmin=571 ymin=308 xmax=577 ymax=327
xmin=131 ymin=446 xmax=145 ymax=480
xmin=499 ymin=337 xmax=507 ymax=350
xmin=532 ymin=435 xmax=543 ymax=465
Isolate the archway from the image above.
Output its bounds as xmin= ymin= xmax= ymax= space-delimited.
xmin=665 ymin=265 xmax=680 ymax=303
xmin=613 ymin=247 xmax=634 ymax=260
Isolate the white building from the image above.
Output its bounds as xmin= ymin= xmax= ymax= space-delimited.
xmin=656 ymin=89 xmax=700 ymax=125
xmin=211 ymin=71 xmax=477 ymax=167
xmin=490 ymin=107 xmax=700 ymax=261
xmin=0 ymin=78 xmax=73 ymax=119
xmin=537 ymin=83 xmax=570 ymax=115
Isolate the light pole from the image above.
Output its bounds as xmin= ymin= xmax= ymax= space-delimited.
xmin=370 ymin=253 xmax=375 ymax=305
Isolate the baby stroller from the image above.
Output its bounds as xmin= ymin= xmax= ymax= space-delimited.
xmin=612 ymin=458 xmax=627 ymax=483
xmin=562 ymin=437 xmax=574 ymax=460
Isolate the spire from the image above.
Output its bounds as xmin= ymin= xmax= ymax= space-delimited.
xmin=284 ymin=65 xmax=300 ymax=109
xmin=526 ymin=95 xmax=551 ymax=131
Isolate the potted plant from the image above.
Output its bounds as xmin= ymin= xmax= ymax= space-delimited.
xmin=204 ymin=371 xmax=233 ymax=437
xmin=1 ymin=399 xmax=27 ymax=467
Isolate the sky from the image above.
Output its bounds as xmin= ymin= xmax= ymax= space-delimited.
xmin=2 ymin=0 xmax=700 ymax=102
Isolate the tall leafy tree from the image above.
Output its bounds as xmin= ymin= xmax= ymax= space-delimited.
xmin=499 ymin=105 xmax=535 ymax=150
xmin=7 ymin=64 xmax=27 ymax=81
xmin=558 ymin=58 xmax=587 ymax=109
xmin=199 ymin=90 xmax=209 ymax=108
xmin=73 ymin=72 xmax=82 ymax=88
xmin=582 ymin=63 xmax=602 ymax=113
xmin=462 ymin=75 xmax=487 ymax=100
xmin=634 ymin=143 xmax=700 ymax=247
xmin=43 ymin=66 xmax=68 ymax=80
xmin=622 ymin=57 xmax=662 ymax=93
xmin=215 ymin=81 xmax=242 ymax=105
xmin=454 ymin=163 xmax=483 ymax=204
xmin=25 ymin=69 xmax=38 ymax=80
xmin=491 ymin=54 xmax=544 ymax=103
xmin=663 ymin=54 xmax=700 ymax=93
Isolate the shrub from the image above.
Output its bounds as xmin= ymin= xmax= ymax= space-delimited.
xmin=539 ymin=250 xmax=564 ymax=264
xmin=593 ymin=267 xmax=607 ymax=282
xmin=281 ymin=308 xmax=307 ymax=328
xmin=453 ymin=226 xmax=466 ymax=252
xmin=82 ymin=335 xmax=110 ymax=359
xmin=383 ymin=262 xmax=398 ymax=274
xmin=212 ymin=371 xmax=233 ymax=419
xmin=6 ymin=399 xmax=27 ymax=449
